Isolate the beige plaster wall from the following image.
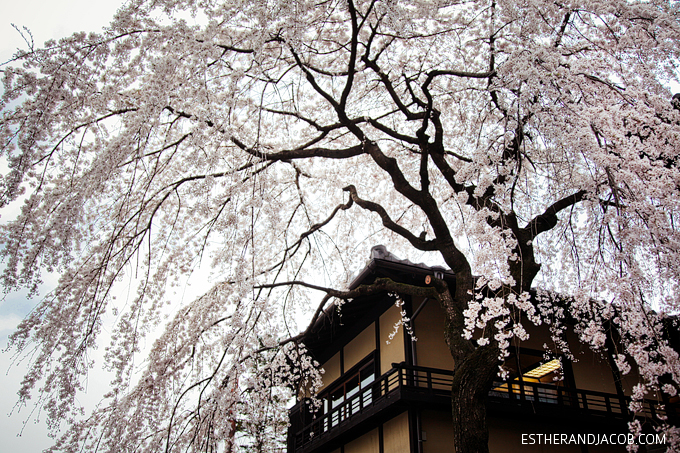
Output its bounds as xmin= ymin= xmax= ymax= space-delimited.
xmin=568 ymin=331 xmax=618 ymax=394
xmin=344 ymin=322 xmax=375 ymax=371
xmin=344 ymin=428 xmax=380 ymax=453
xmin=413 ymin=298 xmax=454 ymax=371
xmin=379 ymin=304 xmax=405 ymax=375
xmin=320 ymin=352 xmax=341 ymax=391
xmin=383 ymin=411 xmax=410 ymax=453
xmin=512 ymin=322 xmax=619 ymax=395
xmin=521 ymin=321 xmax=557 ymax=351
xmin=421 ymin=410 xmax=455 ymax=453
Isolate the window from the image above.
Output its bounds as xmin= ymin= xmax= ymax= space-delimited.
xmin=321 ymin=355 xmax=376 ymax=429
xmin=491 ymin=348 xmax=568 ymax=404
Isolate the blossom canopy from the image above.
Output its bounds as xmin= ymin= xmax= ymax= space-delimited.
xmin=1 ymin=0 xmax=680 ymax=451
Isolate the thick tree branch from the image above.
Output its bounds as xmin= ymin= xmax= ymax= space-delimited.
xmin=523 ymin=190 xmax=587 ymax=238
xmin=340 ymin=0 xmax=360 ymax=109
xmin=230 ymin=137 xmax=368 ymax=161
xmin=366 ymin=118 xmax=419 ymax=144
xmin=428 ymin=69 xmax=495 ymax=79
xmin=343 ymin=185 xmax=439 ymax=251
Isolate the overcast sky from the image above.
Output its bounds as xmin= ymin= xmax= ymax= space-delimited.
xmin=1 ymin=0 xmax=124 ymax=63
xmin=1 ymin=2 xmax=126 ymax=451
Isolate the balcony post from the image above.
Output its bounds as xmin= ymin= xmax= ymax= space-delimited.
xmin=619 ymin=395 xmax=629 ymax=417
xmin=605 ymin=395 xmax=611 ymax=415
xmin=532 ymin=383 xmax=539 ymax=402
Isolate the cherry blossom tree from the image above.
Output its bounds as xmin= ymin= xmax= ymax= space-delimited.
xmin=2 ymin=0 xmax=680 ymax=451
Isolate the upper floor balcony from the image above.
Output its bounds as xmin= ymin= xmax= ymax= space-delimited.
xmin=288 ymin=362 xmax=678 ymax=453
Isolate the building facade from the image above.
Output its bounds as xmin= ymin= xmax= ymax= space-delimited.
xmin=287 ymin=247 xmax=676 ymax=453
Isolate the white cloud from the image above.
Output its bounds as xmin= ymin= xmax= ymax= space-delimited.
xmin=1 ymin=0 xmax=123 ymax=64
xmin=0 ymin=314 xmax=22 ymax=338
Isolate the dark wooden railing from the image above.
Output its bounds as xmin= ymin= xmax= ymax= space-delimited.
xmin=289 ymin=363 xmax=675 ymax=452
xmin=291 ymin=364 xmax=406 ymax=449
xmin=489 ymin=379 xmax=675 ymax=421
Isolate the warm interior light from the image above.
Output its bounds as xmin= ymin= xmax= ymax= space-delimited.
xmin=523 ymin=359 xmax=561 ymax=379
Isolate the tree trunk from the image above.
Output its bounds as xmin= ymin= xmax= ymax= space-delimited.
xmin=432 ymin=272 xmax=502 ymax=453
xmin=450 ymin=345 xmax=500 ymax=453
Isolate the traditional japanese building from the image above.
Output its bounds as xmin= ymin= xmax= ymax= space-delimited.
xmin=287 ymin=246 xmax=676 ymax=453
